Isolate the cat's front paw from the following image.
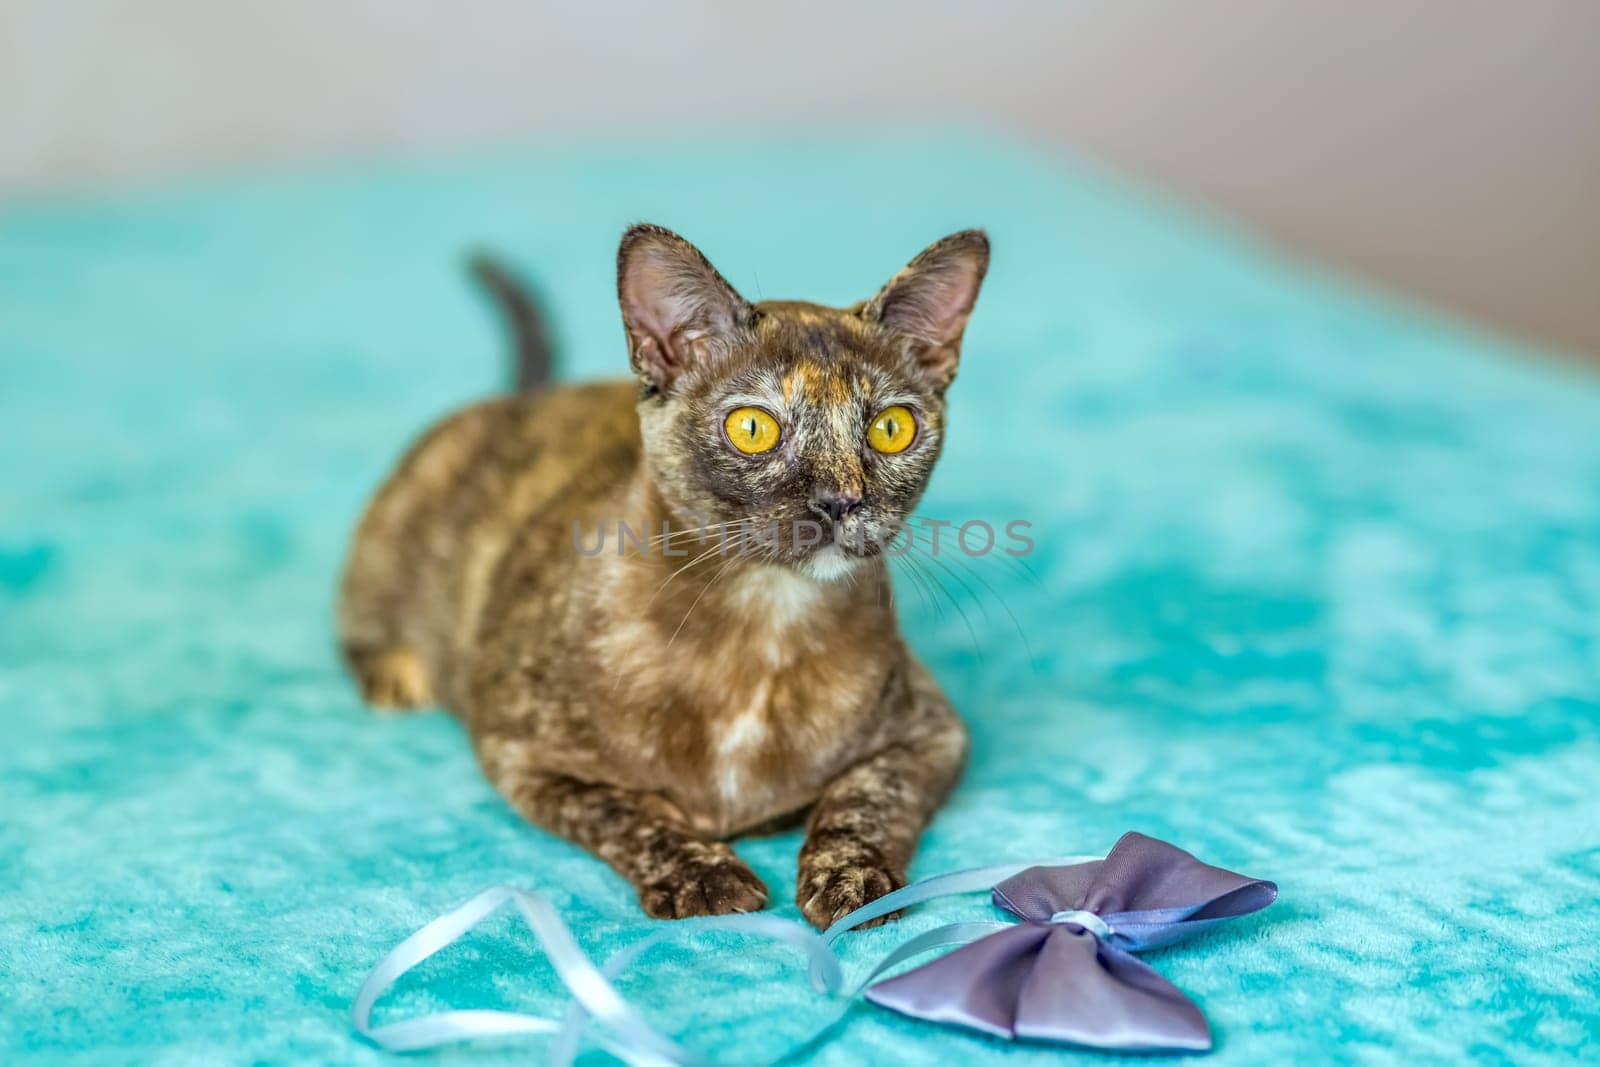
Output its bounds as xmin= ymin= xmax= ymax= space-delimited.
xmin=639 ymin=853 xmax=769 ymax=919
xmin=797 ymin=857 xmax=906 ymax=930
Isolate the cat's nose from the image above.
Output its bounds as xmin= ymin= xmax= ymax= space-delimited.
xmin=809 ymin=490 xmax=863 ymax=524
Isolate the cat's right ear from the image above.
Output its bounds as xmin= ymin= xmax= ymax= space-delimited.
xmin=617 ymin=224 xmax=751 ymax=392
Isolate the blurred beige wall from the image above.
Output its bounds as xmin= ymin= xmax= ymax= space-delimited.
xmin=3 ymin=0 xmax=1597 ymax=355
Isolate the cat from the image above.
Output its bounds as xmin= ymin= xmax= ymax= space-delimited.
xmin=338 ymin=224 xmax=988 ymax=927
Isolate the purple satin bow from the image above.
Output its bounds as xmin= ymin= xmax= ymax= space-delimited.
xmin=865 ymin=832 xmax=1277 ymax=1052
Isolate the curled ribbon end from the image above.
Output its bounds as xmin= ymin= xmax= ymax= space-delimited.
xmin=349 ymin=837 xmax=1275 ymax=1060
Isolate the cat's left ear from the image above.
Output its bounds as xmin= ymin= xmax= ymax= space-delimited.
xmin=862 ymin=230 xmax=989 ymax=390
xmin=617 ymin=224 xmax=752 ymax=393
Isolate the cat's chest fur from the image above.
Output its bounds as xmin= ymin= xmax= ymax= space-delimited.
xmin=594 ymin=561 xmax=896 ymax=835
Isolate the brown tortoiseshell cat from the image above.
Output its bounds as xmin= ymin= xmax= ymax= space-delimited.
xmin=338 ymin=225 xmax=988 ymax=927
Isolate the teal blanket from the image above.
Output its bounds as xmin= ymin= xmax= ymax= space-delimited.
xmin=3 ymin=135 xmax=1597 ymax=1064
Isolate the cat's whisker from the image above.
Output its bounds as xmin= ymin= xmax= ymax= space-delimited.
xmin=665 ymin=550 xmax=747 ymax=650
xmin=617 ymin=524 xmax=754 ymax=698
xmin=890 ymin=546 xmax=944 ymax=621
xmin=641 ymin=542 xmax=728 ymax=609
xmin=643 ymin=519 xmax=746 ymax=551
xmin=899 ymin=526 xmax=1025 ymax=664
xmin=899 ymin=537 xmax=983 ymax=663
xmin=615 ymin=531 xmax=753 ymax=695
xmin=895 ymin=513 xmax=1046 ymax=661
xmin=639 ymin=518 xmax=740 ymax=546
xmin=929 ymin=565 xmax=984 ymax=664
xmin=884 ymin=537 xmax=926 ymax=611
xmin=643 ymin=522 xmax=751 ymax=607
xmin=938 ymin=549 xmax=1041 ymax=671
xmin=925 ymin=548 xmax=992 ymax=625
xmin=344 ymin=225 xmax=991 ymax=925
xmin=901 ymin=512 xmax=1045 ymax=590
xmin=902 ymin=534 xmax=951 ymax=620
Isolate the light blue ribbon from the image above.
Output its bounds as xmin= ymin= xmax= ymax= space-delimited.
xmin=1048 ymin=909 xmax=1113 ymax=939
xmin=351 ymin=855 xmax=1097 ymax=1064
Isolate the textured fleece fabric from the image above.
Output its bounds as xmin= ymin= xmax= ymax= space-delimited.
xmin=2 ymin=133 xmax=1597 ymax=1065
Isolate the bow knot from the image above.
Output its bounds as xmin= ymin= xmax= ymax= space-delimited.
xmin=866 ymin=832 xmax=1277 ymax=1052
xmin=1047 ymin=908 xmax=1112 ymax=938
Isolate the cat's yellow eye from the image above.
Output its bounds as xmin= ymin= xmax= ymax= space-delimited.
xmin=867 ymin=405 xmax=917 ymax=454
xmin=724 ymin=407 xmax=782 ymax=455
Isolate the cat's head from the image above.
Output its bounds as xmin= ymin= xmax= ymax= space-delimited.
xmin=618 ymin=224 xmax=988 ymax=580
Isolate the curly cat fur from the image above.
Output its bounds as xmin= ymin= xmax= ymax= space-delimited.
xmin=338 ymin=225 xmax=988 ymax=926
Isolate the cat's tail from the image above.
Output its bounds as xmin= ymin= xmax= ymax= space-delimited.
xmin=467 ymin=251 xmax=555 ymax=392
